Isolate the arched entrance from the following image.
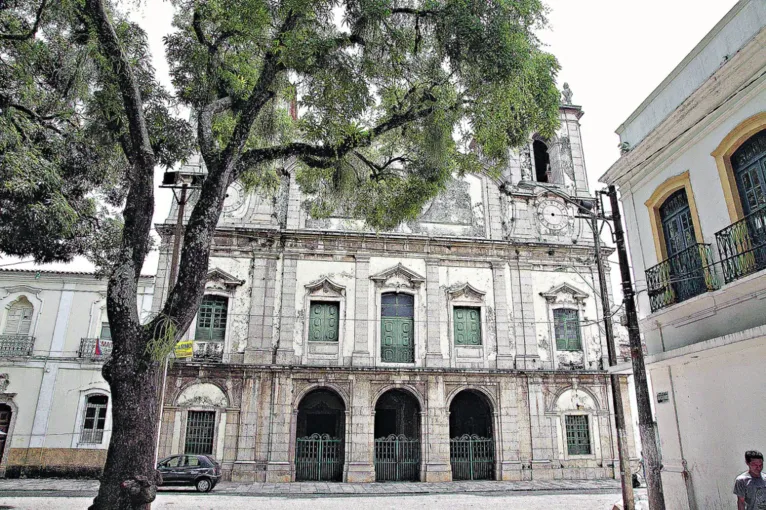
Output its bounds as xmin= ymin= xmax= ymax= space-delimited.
xmin=294 ymin=389 xmax=345 ymax=481
xmin=374 ymin=389 xmax=421 ymax=481
xmin=0 ymin=404 xmax=11 ymax=464
xmin=449 ymin=390 xmax=495 ymax=480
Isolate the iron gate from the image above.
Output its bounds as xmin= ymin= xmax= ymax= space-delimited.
xmin=450 ymin=434 xmax=494 ymax=480
xmin=295 ymin=433 xmax=344 ymax=481
xmin=374 ymin=434 xmax=420 ymax=481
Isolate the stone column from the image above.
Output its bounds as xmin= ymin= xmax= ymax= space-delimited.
xmin=497 ymin=377 xmax=523 ymax=480
xmin=232 ymin=375 xmax=260 ymax=482
xmin=245 ymin=257 xmax=278 ymax=364
xmin=423 ymin=375 xmax=451 ymax=481
xmin=352 ymin=255 xmax=372 ymax=366
xmin=527 ymin=376 xmax=554 ymax=480
xmin=425 ymin=259 xmax=446 ymax=367
xmin=492 ymin=260 xmax=514 ymax=369
xmin=275 ymin=254 xmax=298 ymax=365
xmin=345 ymin=376 xmax=375 ymax=482
xmin=511 ymin=257 xmax=540 ymax=369
xmin=265 ymin=372 xmax=294 ymax=482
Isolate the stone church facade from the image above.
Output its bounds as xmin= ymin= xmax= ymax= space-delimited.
xmin=154 ymin=100 xmax=637 ymax=483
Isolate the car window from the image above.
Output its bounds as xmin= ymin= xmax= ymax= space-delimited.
xmin=185 ymin=455 xmax=201 ymax=467
xmin=163 ymin=456 xmax=182 ymax=468
xmin=198 ymin=456 xmax=212 ymax=467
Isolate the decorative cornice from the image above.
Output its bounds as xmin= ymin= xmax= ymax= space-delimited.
xmin=2 ymin=286 xmax=42 ymax=299
xmin=447 ymin=283 xmax=486 ymax=302
xmin=305 ymin=277 xmax=346 ymax=297
xmin=370 ymin=263 xmax=426 ymax=289
xmin=540 ymin=283 xmax=589 ymax=304
xmin=206 ymin=268 xmax=245 ymax=288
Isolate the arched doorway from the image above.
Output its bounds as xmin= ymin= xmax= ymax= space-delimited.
xmin=449 ymin=390 xmax=495 ymax=480
xmin=374 ymin=389 xmax=421 ymax=481
xmin=294 ymin=389 xmax=345 ymax=481
xmin=0 ymin=404 xmax=11 ymax=465
xmin=731 ymin=129 xmax=766 ymax=271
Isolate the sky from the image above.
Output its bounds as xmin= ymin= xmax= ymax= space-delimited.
xmin=0 ymin=0 xmax=742 ymax=276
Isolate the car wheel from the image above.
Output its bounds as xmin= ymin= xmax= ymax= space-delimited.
xmin=195 ymin=477 xmax=213 ymax=493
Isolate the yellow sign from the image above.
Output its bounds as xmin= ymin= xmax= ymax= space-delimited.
xmin=174 ymin=340 xmax=193 ymax=358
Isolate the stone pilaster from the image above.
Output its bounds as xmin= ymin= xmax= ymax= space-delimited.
xmin=511 ymin=258 xmax=540 ymax=369
xmin=527 ymin=376 xmax=554 ymax=480
xmin=423 ymin=375 xmax=451 ymax=481
xmin=265 ymin=372 xmax=294 ymax=482
xmin=232 ymin=375 xmax=260 ymax=481
xmin=497 ymin=377 xmax=524 ymax=480
xmin=345 ymin=377 xmax=375 ymax=482
xmin=275 ymin=255 xmax=298 ymax=365
xmin=351 ymin=255 xmax=372 ymax=367
xmin=425 ymin=259 xmax=446 ymax=367
xmin=492 ymin=260 xmax=514 ymax=369
xmin=245 ymin=257 xmax=278 ymax=364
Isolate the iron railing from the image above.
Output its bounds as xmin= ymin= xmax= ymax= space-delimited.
xmin=450 ymin=434 xmax=494 ymax=480
xmin=645 ymin=243 xmax=720 ymax=313
xmin=295 ymin=433 xmax=344 ymax=481
xmin=192 ymin=341 xmax=224 ymax=362
xmin=78 ymin=338 xmax=113 ymax=359
xmin=374 ymin=434 xmax=420 ymax=481
xmin=0 ymin=335 xmax=35 ymax=356
xmin=715 ymin=205 xmax=766 ymax=284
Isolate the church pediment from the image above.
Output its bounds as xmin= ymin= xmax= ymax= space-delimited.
xmin=305 ymin=277 xmax=346 ymax=297
xmin=205 ymin=268 xmax=245 ymax=290
xmin=370 ymin=263 xmax=425 ymax=289
xmin=540 ymin=283 xmax=588 ymax=304
xmin=447 ymin=282 xmax=486 ymax=302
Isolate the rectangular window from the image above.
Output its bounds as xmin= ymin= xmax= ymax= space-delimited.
xmin=380 ymin=293 xmax=415 ymax=363
xmin=453 ymin=307 xmax=482 ymax=345
xmin=185 ymin=411 xmax=216 ymax=455
xmin=81 ymin=395 xmax=108 ymax=444
xmin=195 ymin=296 xmax=228 ymax=341
xmin=554 ymin=309 xmax=582 ymax=351
xmin=100 ymin=323 xmax=112 ymax=340
xmin=308 ymin=302 xmax=339 ymax=342
xmin=565 ymin=415 xmax=591 ymax=455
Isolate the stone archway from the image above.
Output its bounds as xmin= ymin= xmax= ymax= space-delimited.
xmin=294 ymin=388 xmax=345 ymax=481
xmin=373 ymin=389 xmax=421 ymax=481
xmin=449 ymin=390 xmax=495 ymax=480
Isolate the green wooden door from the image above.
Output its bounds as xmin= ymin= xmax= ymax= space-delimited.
xmin=453 ymin=307 xmax=481 ymax=345
xmin=309 ymin=302 xmax=339 ymax=342
xmin=381 ymin=293 xmax=414 ymax=363
xmin=196 ymin=295 xmax=228 ymax=341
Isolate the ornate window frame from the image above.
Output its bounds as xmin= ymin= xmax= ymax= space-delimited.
xmin=186 ymin=268 xmax=244 ymax=360
xmin=546 ymin=384 xmax=604 ymax=461
xmin=540 ymin=283 xmax=589 ymax=369
xmin=370 ymin=263 xmax=425 ymax=367
xmin=0 ymin=287 xmax=43 ymax=338
xmin=301 ymin=277 xmax=346 ymax=365
xmin=446 ymin=283 xmax=488 ymax=365
xmin=644 ymin=171 xmax=704 ymax=262
xmin=174 ymin=382 xmax=230 ymax=460
xmin=71 ymin=387 xmax=112 ymax=449
xmin=0 ymin=383 xmax=18 ymax=477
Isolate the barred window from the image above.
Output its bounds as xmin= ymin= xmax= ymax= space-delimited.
xmin=195 ymin=296 xmax=228 ymax=341
xmin=554 ymin=308 xmax=582 ymax=351
xmin=81 ymin=395 xmax=108 ymax=444
xmin=565 ymin=415 xmax=591 ymax=455
xmin=185 ymin=411 xmax=216 ymax=455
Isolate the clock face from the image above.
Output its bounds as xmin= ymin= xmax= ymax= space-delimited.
xmin=537 ymin=199 xmax=570 ymax=231
xmin=222 ymin=182 xmax=245 ymax=213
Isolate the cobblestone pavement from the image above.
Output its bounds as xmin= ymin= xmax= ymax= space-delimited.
xmin=0 ymin=477 xmax=621 ymax=496
xmin=0 ymin=492 xmax=628 ymax=510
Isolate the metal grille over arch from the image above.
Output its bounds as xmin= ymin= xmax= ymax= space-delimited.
xmin=374 ymin=389 xmax=421 ymax=481
xmin=295 ymin=389 xmax=345 ymax=481
xmin=449 ymin=390 xmax=495 ymax=480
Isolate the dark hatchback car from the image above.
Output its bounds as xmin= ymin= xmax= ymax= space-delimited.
xmin=157 ymin=454 xmax=221 ymax=492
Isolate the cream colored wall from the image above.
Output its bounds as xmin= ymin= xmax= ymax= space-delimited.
xmin=0 ymin=366 xmax=44 ymax=449
xmin=44 ymin=367 xmax=108 ymax=449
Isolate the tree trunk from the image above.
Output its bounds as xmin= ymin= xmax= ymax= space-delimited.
xmin=89 ymin=340 xmax=161 ymax=510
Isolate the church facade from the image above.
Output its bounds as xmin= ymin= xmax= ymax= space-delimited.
xmin=154 ymin=98 xmax=637 ymax=483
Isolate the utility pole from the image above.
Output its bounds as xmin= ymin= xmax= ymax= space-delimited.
xmin=588 ymin=201 xmax=634 ymax=510
xmin=167 ymin=184 xmax=188 ymax=289
xmin=608 ymin=185 xmax=665 ymax=510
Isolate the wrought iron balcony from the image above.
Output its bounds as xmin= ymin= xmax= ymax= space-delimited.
xmin=645 ymin=243 xmax=720 ymax=313
xmin=715 ymin=205 xmax=766 ymax=284
xmin=191 ymin=340 xmax=224 ymax=362
xmin=78 ymin=338 xmax=113 ymax=359
xmin=0 ymin=335 xmax=35 ymax=356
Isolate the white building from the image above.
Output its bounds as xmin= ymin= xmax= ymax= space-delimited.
xmin=600 ymin=1 xmax=766 ymax=508
xmin=0 ymin=269 xmax=154 ymax=477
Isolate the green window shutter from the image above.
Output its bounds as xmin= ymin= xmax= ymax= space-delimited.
xmin=196 ymin=296 xmax=228 ymax=341
xmin=100 ymin=323 xmax=112 ymax=340
xmin=565 ymin=415 xmax=591 ymax=455
xmin=554 ymin=309 xmax=581 ymax=351
xmin=380 ymin=293 xmax=414 ymax=363
xmin=4 ymin=301 xmax=33 ymax=335
xmin=308 ymin=302 xmax=339 ymax=342
xmin=454 ymin=307 xmax=481 ymax=345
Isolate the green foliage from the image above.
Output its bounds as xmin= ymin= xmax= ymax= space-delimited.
xmin=144 ymin=311 xmax=178 ymax=363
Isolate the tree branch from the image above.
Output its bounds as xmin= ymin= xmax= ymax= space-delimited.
xmin=197 ymin=96 xmax=231 ymax=163
xmin=191 ymin=9 xmax=214 ymax=51
xmin=0 ymin=0 xmax=47 ymax=41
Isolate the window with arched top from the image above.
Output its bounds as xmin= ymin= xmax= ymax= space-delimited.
xmin=731 ymin=128 xmax=766 ymax=215
xmin=659 ymin=189 xmax=695 ymax=259
xmin=533 ymin=140 xmax=551 ymax=183
xmin=3 ymin=296 xmax=33 ymax=336
xmin=81 ymin=395 xmax=109 ymax=444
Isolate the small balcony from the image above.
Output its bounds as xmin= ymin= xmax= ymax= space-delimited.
xmin=175 ymin=340 xmax=224 ymax=362
xmin=0 ymin=335 xmax=35 ymax=356
xmin=715 ymin=205 xmax=766 ymax=284
xmin=645 ymin=243 xmax=721 ymax=313
xmin=79 ymin=338 xmax=113 ymax=359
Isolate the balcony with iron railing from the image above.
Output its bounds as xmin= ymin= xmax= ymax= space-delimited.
xmin=646 ymin=243 xmax=721 ymax=313
xmin=78 ymin=338 xmax=113 ymax=359
xmin=0 ymin=335 xmax=35 ymax=356
xmin=175 ymin=340 xmax=224 ymax=362
xmin=715 ymin=205 xmax=766 ymax=284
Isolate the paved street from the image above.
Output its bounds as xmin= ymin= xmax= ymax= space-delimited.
xmin=0 ymin=492 xmax=627 ymax=510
